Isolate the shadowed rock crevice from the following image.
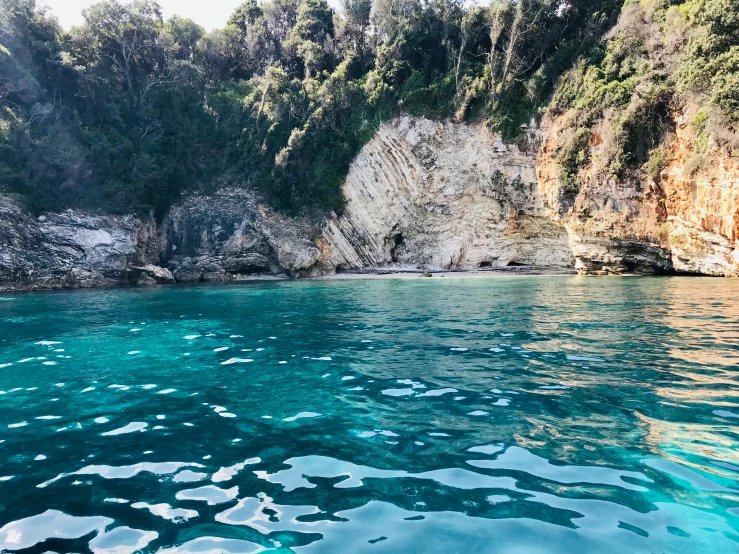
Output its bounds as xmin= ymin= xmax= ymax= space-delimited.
xmin=390 ymin=233 xmax=404 ymax=263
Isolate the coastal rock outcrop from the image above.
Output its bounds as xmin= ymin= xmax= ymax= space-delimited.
xmin=660 ymin=117 xmax=739 ymax=276
xmin=4 ymin=113 xmax=739 ymax=292
xmin=0 ymin=194 xmax=158 ymax=291
xmin=321 ymin=116 xmax=573 ymax=270
xmin=538 ymin=112 xmax=739 ymax=276
xmin=159 ymin=188 xmax=326 ymax=281
xmin=133 ymin=264 xmax=175 ymax=284
xmin=0 ymin=188 xmax=326 ymax=291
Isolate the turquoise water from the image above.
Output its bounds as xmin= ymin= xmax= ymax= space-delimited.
xmin=0 ymin=276 xmax=738 ymax=553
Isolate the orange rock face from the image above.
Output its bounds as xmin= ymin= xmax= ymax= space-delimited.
xmin=537 ymin=113 xmax=739 ymax=276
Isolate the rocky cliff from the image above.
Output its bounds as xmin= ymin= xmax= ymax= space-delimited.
xmin=3 ymin=113 xmax=738 ymax=292
xmin=0 ymin=189 xmax=327 ymax=291
xmin=661 ymin=117 xmax=739 ymax=276
xmin=159 ymin=189 xmax=326 ymax=282
xmin=533 ymin=0 xmax=739 ymax=277
xmin=0 ymin=195 xmax=158 ymax=291
xmin=323 ymin=116 xmax=573 ymax=270
xmin=538 ymin=111 xmax=739 ymax=277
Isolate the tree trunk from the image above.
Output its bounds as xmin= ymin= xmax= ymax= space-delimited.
xmin=125 ymin=63 xmax=135 ymax=107
xmin=455 ymin=36 xmax=467 ymax=93
xmin=487 ymin=3 xmax=507 ymax=101
xmin=497 ymin=0 xmax=525 ymax=103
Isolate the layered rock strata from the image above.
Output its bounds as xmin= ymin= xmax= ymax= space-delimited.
xmin=322 ymin=116 xmax=573 ymax=270
xmin=3 ymin=113 xmax=738 ymax=292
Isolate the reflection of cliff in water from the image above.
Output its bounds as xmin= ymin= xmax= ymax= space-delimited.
xmin=320 ymin=277 xmax=739 ymax=476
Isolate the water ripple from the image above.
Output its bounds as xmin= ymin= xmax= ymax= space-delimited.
xmin=1 ymin=277 xmax=738 ymax=552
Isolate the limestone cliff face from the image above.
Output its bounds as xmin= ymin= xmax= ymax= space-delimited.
xmin=4 ymin=113 xmax=739 ymax=291
xmin=538 ymin=112 xmax=739 ymax=276
xmin=661 ymin=118 xmax=739 ymax=276
xmin=322 ymin=116 xmax=573 ymax=270
xmin=0 ymin=116 xmax=577 ymax=293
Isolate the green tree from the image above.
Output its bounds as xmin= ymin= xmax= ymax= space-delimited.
xmin=228 ymin=0 xmax=263 ymax=32
xmin=283 ymin=0 xmax=335 ymax=78
xmin=161 ymin=15 xmax=204 ymax=61
xmin=72 ymin=0 xmax=164 ymax=108
xmin=340 ymin=0 xmax=371 ymax=65
xmin=0 ymin=0 xmax=640 ymax=216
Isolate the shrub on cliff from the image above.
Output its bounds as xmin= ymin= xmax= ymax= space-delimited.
xmin=548 ymin=0 xmax=739 ymax=189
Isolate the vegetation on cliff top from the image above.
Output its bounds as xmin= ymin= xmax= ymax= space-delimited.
xmin=550 ymin=0 xmax=739 ymax=193
xmin=0 ymin=0 xmax=622 ymax=215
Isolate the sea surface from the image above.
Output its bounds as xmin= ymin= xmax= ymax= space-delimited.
xmin=0 ymin=276 xmax=738 ymax=553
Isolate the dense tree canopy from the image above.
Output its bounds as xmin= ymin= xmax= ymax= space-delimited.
xmin=0 ymin=0 xmax=629 ymax=215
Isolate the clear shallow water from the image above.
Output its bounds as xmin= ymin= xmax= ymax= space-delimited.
xmin=0 ymin=276 xmax=738 ymax=553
